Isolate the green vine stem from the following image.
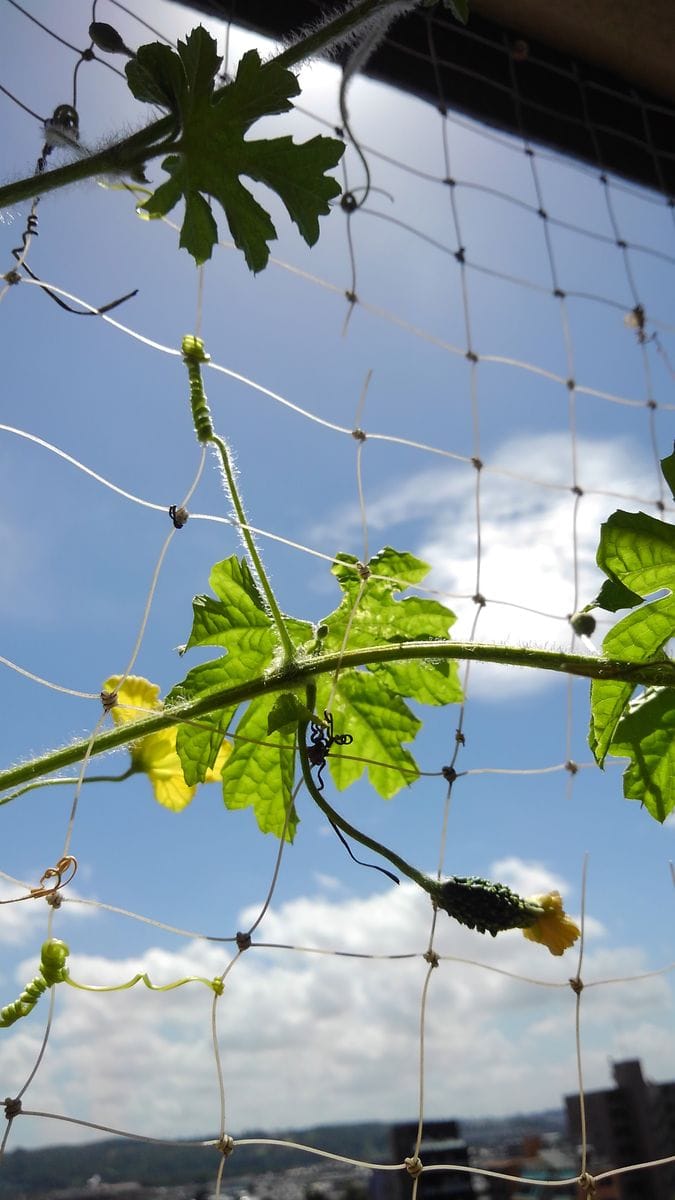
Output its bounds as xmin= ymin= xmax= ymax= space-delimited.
xmin=182 ymin=336 xmax=295 ymax=663
xmin=0 ymin=642 xmax=671 ymax=796
xmin=0 ymin=0 xmax=407 ymax=215
xmin=0 ymin=767 xmax=137 ymax=808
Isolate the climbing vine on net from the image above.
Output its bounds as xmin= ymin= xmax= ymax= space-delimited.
xmin=0 ymin=12 xmax=673 ymax=1189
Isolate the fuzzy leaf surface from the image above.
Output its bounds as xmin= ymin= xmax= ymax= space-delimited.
xmin=221 ymin=695 xmax=297 ymax=839
xmin=127 ymin=30 xmax=344 ymax=267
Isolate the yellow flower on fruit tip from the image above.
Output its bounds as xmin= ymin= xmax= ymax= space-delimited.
xmin=102 ymin=675 xmax=231 ymax=812
xmin=522 ymin=890 xmax=581 ymax=956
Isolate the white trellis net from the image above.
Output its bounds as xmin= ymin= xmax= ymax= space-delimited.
xmin=0 ymin=1 xmax=673 ymax=1197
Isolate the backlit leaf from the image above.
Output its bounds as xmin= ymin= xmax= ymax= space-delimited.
xmin=127 ymin=29 xmax=344 ymax=268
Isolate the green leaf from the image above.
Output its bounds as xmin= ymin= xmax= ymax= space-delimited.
xmin=267 ymin=693 xmax=311 ymax=735
xmin=587 ymin=507 xmax=675 ymax=815
xmin=321 ymin=548 xmax=461 ymax=706
xmin=185 ymin=555 xmax=276 ymax=663
xmin=129 ymin=30 xmax=344 ymax=268
xmin=607 ymin=688 xmax=675 ymax=822
xmin=588 ymin=678 xmax=636 ymax=766
xmin=316 ymin=670 xmax=421 ymax=798
xmin=589 ymin=579 xmax=644 ymax=614
xmin=126 ymin=42 xmax=185 ymax=108
xmin=221 ymin=696 xmax=297 ymax=839
xmin=661 ymin=445 xmax=675 ymax=500
xmin=176 ymin=708 xmax=235 ymax=787
xmin=598 ymin=511 xmax=675 ymax=662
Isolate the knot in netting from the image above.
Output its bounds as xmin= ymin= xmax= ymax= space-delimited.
xmin=471 ymin=456 xmax=483 ymax=471
xmin=236 ymin=931 xmax=252 ymax=952
xmin=100 ymin=689 xmax=118 ymax=713
xmin=472 ymin=592 xmax=486 ymax=607
xmin=357 ymin=562 xmax=371 ymax=581
xmin=579 ymin=1170 xmax=597 ymax=1197
xmin=169 ymin=504 xmax=189 ymax=529
xmin=3 ymin=270 xmax=21 ymax=286
xmin=647 ymin=398 xmax=658 ymax=410
xmin=344 ymin=289 xmax=358 ymax=304
xmin=216 ymin=1134 xmax=235 ymax=1158
xmin=569 ymin=975 xmax=584 ymax=995
xmin=404 ymin=1155 xmax=423 ymax=1178
xmin=423 ymin=950 xmax=439 ymax=968
xmin=351 ymin=428 xmax=367 ymax=442
xmin=571 ymin=485 xmax=584 ymax=496
xmin=441 ymin=765 xmax=457 ymax=784
xmin=565 ymin=760 xmax=579 ymax=776
xmin=46 ymin=892 xmax=62 ymax=909
xmin=341 ymin=191 xmax=358 ymax=213
xmin=4 ymin=1097 xmax=21 ymax=1121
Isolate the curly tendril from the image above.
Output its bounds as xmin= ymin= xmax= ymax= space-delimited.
xmin=0 ymin=939 xmax=70 ymax=1027
xmin=182 ymin=335 xmax=214 ymax=443
xmin=1 ymin=937 xmax=225 ymax=1029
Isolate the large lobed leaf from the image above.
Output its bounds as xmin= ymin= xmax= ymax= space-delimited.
xmin=169 ymin=545 xmax=460 ymax=835
xmin=126 ymin=29 xmax=344 ymax=268
xmin=316 ymin=547 xmax=460 ymax=796
xmin=588 ymin=500 xmax=675 ymax=821
xmin=322 ymin=548 xmax=461 ymax=709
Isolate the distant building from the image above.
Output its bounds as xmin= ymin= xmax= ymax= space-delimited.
xmin=472 ymin=1133 xmax=594 ymax=1200
xmin=386 ymin=1121 xmax=475 ymax=1200
xmin=565 ymin=1059 xmax=675 ymax=1200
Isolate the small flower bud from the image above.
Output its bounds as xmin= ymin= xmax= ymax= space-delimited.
xmin=89 ymin=22 xmax=133 ymax=57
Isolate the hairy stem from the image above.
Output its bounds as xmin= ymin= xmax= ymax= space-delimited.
xmin=183 ymin=335 xmax=295 ymax=662
xmin=0 ymin=641 xmax=670 ymax=795
xmin=211 ymin=435 xmax=295 ymax=663
xmin=0 ymin=131 xmax=176 ymax=212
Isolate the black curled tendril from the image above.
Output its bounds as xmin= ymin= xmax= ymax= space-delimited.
xmin=307 ymin=710 xmax=353 ymax=792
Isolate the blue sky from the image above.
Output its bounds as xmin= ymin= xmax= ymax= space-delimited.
xmin=0 ymin=0 xmax=673 ymax=1155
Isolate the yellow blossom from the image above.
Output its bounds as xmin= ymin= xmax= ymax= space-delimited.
xmin=522 ymin=890 xmax=581 ymax=956
xmin=103 ymin=675 xmax=230 ymax=812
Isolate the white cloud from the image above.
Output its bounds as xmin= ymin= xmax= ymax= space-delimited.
xmin=0 ymin=876 xmax=94 ymax=954
xmin=1 ymin=859 xmax=672 ymax=1149
xmin=311 ymin=433 xmax=659 ymax=697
